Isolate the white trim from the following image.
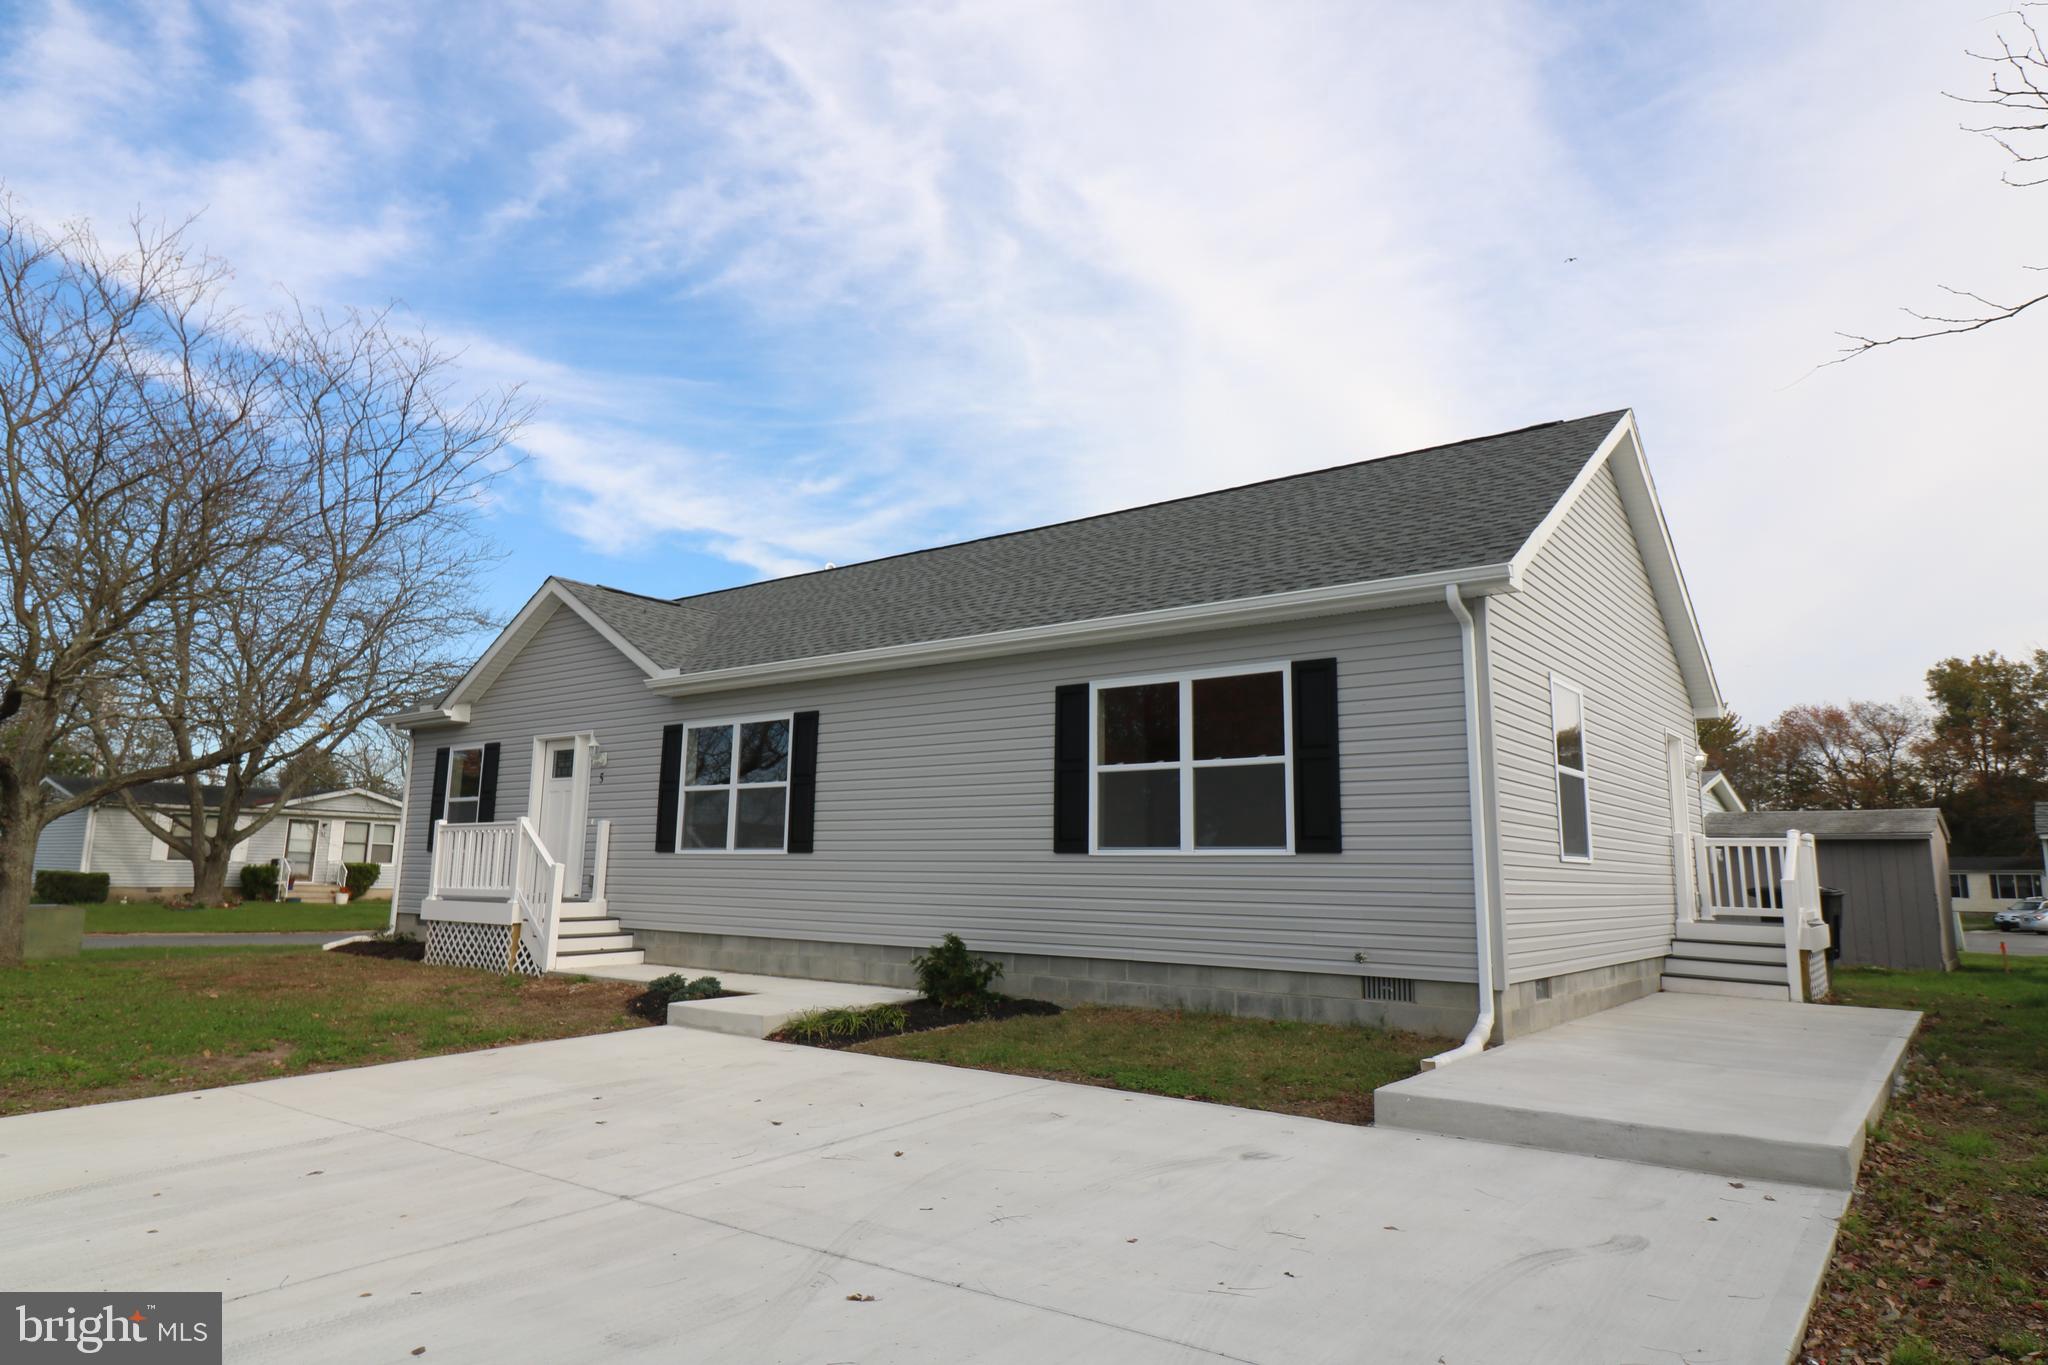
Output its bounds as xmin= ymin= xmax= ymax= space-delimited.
xmin=1701 ymin=770 xmax=1747 ymax=814
xmin=384 ymin=703 xmax=470 ymax=729
xmin=287 ymin=787 xmax=403 ymax=810
xmin=672 ymin=713 xmax=795 ymax=855
xmin=1086 ymin=661 xmax=1294 ymax=856
xmin=526 ymin=731 xmax=595 ymax=888
xmin=647 ymin=563 xmax=1518 ymax=699
xmin=442 ymin=744 xmax=487 ymax=827
xmin=1550 ymin=673 xmax=1593 ymax=864
xmin=1506 ymin=412 xmax=1724 ymax=720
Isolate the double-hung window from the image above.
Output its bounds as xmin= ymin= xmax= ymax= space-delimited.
xmin=1551 ymin=677 xmax=1592 ymax=861
xmin=1949 ymin=872 xmax=1970 ymax=900
xmin=342 ymin=821 xmax=397 ymax=864
xmin=681 ymin=716 xmax=792 ymax=852
xmin=1092 ymin=665 xmax=1291 ymax=852
xmin=443 ymin=746 xmax=485 ymax=825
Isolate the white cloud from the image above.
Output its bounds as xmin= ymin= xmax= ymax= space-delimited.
xmin=2 ymin=0 xmax=2040 ymax=717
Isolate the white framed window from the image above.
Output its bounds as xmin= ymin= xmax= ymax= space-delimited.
xmin=341 ymin=820 xmax=397 ymax=864
xmin=1992 ymin=872 xmax=2043 ymax=900
xmin=1551 ymin=676 xmax=1592 ymax=862
xmin=678 ymin=715 xmax=793 ymax=853
xmin=443 ymin=746 xmax=484 ymax=825
xmin=1090 ymin=663 xmax=1292 ymax=854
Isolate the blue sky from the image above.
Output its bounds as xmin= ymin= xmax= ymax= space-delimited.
xmin=2 ymin=0 xmax=2042 ymax=718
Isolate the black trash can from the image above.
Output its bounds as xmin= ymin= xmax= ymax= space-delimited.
xmin=1818 ymin=887 xmax=1845 ymax=962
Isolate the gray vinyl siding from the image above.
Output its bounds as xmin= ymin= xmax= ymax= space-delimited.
xmin=32 ymin=807 xmax=89 ymax=874
xmin=1813 ymin=839 xmax=1953 ymax=972
xmin=1485 ymin=462 xmax=1700 ymax=982
xmin=399 ymin=599 xmax=1481 ymax=981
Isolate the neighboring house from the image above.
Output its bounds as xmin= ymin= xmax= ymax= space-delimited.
xmin=1950 ymin=852 xmax=2044 ymax=915
xmin=1703 ymin=809 xmax=1957 ymax=972
xmin=33 ymin=778 xmax=404 ymax=900
xmin=390 ymin=409 xmax=1831 ymax=1048
xmin=1700 ymin=769 xmax=1746 ymax=814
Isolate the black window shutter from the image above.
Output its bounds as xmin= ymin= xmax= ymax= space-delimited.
xmin=476 ymin=742 xmax=502 ymax=822
xmin=787 ymin=710 xmax=821 ymax=853
xmin=1292 ymin=658 xmax=1341 ymax=853
xmin=1053 ymin=683 xmax=1089 ymax=853
xmin=426 ymin=747 xmax=450 ymax=850
xmin=654 ymin=723 xmax=684 ymax=853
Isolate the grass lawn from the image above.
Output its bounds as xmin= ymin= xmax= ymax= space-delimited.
xmin=852 ymin=1005 xmax=1438 ymax=1124
xmin=1803 ymin=953 xmax=2048 ymax=1364
xmin=80 ymin=901 xmax=390 ymax=933
xmin=1960 ymin=910 xmax=1998 ymax=932
xmin=0 ymin=946 xmax=648 ymax=1116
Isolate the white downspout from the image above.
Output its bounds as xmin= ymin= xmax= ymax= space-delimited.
xmin=1424 ymin=584 xmax=1499 ymax=1070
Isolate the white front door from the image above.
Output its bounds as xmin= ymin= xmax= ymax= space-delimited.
xmin=536 ymin=739 xmax=584 ymax=885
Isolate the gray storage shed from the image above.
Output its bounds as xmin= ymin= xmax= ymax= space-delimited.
xmin=1703 ymin=809 xmax=1957 ymax=972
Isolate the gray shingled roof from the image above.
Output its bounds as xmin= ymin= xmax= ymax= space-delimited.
xmin=1706 ymin=810 xmax=1948 ymax=840
xmin=558 ymin=411 xmax=1627 ymax=676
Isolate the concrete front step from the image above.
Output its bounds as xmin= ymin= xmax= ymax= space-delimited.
xmin=1662 ymin=975 xmax=1792 ymax=1001
xmin=557 ymin=961 xmax=919 ymax=1038
xmin=1374 ymin=992 xmax=1919 ymax=1188
xmin=554 ymin=949 xmax=645 ymax=968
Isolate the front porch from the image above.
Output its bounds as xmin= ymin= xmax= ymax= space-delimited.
xmin=420 ymin=817 xmax=642 ymax=973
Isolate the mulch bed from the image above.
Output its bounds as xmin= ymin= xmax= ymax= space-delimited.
xmin=774 ymin=996 xmax=1061 ymax=1048
xmin=330 ymin=938 xmax=426 ymax=961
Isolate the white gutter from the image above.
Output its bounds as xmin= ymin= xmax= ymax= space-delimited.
xmin=1425 ymin=584 xmax=1498 ymax=1070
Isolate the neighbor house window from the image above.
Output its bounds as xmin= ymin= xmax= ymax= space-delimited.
xmin=1551 ymin=677 xmax=1592 ymax=861
xmin=1949 ymin=873 xmax=1970 ymax=899
xmin=1992 ymin=872 xmax=2043 ymax=900
xmin=341 ymin=821 xmax=397 ymax=864
xmin=680 ymin=716 xmax=791 ymax=852
xmin=443 ymin=746 xmax=484 ymax=825
xmin=1092 ymin=665 xmax=1291 ymax=852
xmin=151 ymin=813 xmax=220 ymax=859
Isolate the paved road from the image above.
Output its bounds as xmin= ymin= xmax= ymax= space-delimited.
xmin=83 ymin=931 xmax=361 ymax=950
xmin=1965 ymin=929 xmax=2048 ymax=956
xmin=0 ymin=1026 xmax=1844 ymax=1363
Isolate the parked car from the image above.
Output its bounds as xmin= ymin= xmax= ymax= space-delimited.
xmin=2014 ymin=907 xmax=2048 ymax=935
xmin=1993 ymin=898 xmax=2045 ymax=930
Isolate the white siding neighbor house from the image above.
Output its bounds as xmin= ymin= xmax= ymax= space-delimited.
xmin=34 ymin=778 xmax=404 ymax=900
xmin=388 ymin=410 xmax=1833 ymax=1050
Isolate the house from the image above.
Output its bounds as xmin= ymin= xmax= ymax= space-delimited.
xmin=1950 ymin=852 xmax=2044 ymax=915
xmin=389 ymin=409 xmax=1835 ymax=1052
xmin=1700 ymin=769 xmax=1745 ymax=814
xmin=1703 ymin=808 xmax=1958 ymax=972
xmin=33 ymin=777 xmax=405 ymax=901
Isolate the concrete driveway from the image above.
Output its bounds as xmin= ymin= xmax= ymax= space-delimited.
xmin=0 ymin=1027 xmax=1847 ymax=1363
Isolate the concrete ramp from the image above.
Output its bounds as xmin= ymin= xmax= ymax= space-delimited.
xmin=1374 ymin=992 xmax=1918 ymax=1188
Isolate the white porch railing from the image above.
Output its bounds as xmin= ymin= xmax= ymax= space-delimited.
xmin=426 ymin=818 xmax=565 ymax=971
xmin=1694 ymin=830 xmax=1830 ymax=998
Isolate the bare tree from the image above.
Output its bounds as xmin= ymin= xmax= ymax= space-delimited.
xmin=99 ymin=306 xmax=521 ymax=905
xmin=1837 ymin=6 xmax=2048 ymax=359
xmin=0 ymin=204 xmax=279 ymax=962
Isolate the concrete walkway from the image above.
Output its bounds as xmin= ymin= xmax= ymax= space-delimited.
xmin=569 ymin=960 xmax=919 ymax=1036
xmin=1376 ymin=993 xmax=1918 ymax=1187
xmin=84 ymin=931 xmax=358 ymax=950
xmin=0 ymin=1026 xmax=1852 ymax=1363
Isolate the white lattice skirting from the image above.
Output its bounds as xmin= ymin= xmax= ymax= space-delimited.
xmin=425 ymin=921 xmax=541 ymax=976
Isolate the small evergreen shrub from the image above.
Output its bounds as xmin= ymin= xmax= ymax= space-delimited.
xmin=626 ymin=974 xmax=727 ymax=1021
xmin=342 ymin=862 xmax=381 ymax=900
xmin=238 ymin=862 xmax=280 ymax=901
xmin=911 ymin=933 xmax=1003 ymax=1013
xmin=33 ymin=870 xmax=109 ymax=904
xmin=779 ymin=1003 xmax=910 ymax=1045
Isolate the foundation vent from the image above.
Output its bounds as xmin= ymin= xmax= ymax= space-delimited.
xmin=1360 ymin=975 xmax=1415 ymax=1004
